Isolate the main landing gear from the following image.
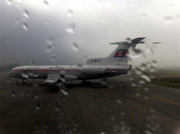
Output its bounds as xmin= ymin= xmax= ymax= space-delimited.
xmin=16 ymin=79 xmax=26 ymax=85
xmin=81 ymin=80 xmax=92 ymax=85
xmin=21 ymin=79 xmax=26 ymax=84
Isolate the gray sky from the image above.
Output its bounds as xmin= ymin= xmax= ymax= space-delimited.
xmin=0 ymin=0 xmax=180 ymax=68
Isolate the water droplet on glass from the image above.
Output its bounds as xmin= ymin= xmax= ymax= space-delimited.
xmin=150 ymin=108 xmax=155 ymax=113
xmin=164 ymin=16 xmax=173 ymax=25
xmin=21 ymin=73 xmax=29 ymax=79
xmin=60 ymin=89 xmax=68 ymax=96
xmin=33 ymin=83 xmax=38 ymax=87
xmin=31 ymin=60 xmax=35 ymax=66
xmin=144 ymin=130 xmax=153 ymax=134
xmin=52 ymin=55 xmax=57 ymax=62
xmin=35 ymin=103 xmax=40 ymax=110
xmin=7 ymin=78 xmax=11 ymax=84
xmin=66 ymin=28 xmax=75 ymax=34
xmin=100 ymin=132 xmax=106 ymax=134
xmin=43 ymin=0 xmax=49 ymax=8
xmin=141 ymin=74 xmax=151 ymax=82
xmin=7 ymin=0 xmax=12 ymax=5
xmin=116 ymin=100 xmax=122 ymax=104
xmin=143 ymin=87 xmax=149 ymax=92
xmin=23 ymin=9 xmax=29 ymax=18
xmin=73 ymin=42 xmax=79 ymax=51
xmin=67 ymin=9 xmax=74 ymax=17
xmin=55 ymin=102 xmax=60 ymax=112
xmin=136 ymin=92 xmax=141 ymax=97
xmin=17 ymin=52 xmax=21 ymax=57
xmin=25 ymin=90 xmax=30 ymax=96
xmin=11 ymin=90 xmax=16 ymax=97
xmin=15 ymin=0 xmax=22 ymax=9
xmin=14 ymin=18 xmax=19 ymax=27
xmin=22 ymin=22 xmax=29 ymax=31
xmin=66 ymin=23 xmax=76 ymax=34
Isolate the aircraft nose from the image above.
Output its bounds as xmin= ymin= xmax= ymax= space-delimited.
xmin=8 ymin=71 xmax=13 ymax=77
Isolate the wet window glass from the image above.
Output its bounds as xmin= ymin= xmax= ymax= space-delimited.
xmin=0 ymin=0 xmax=180 ymax=134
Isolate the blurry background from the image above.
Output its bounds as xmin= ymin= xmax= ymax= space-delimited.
xmin=0 ymin=0 xmax=179 ymax=68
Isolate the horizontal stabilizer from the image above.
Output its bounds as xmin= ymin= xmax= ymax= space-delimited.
xmin=110 ymin=37 xmax=145 ymax=45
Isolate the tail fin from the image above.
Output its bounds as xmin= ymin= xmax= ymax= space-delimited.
xmin=108 ymin=37 xmax=145 ymax=58
xmin=87 ymin=37 xmax=145 ymax=65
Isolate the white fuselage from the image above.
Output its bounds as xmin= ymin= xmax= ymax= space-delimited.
xmin=8 ymin=64 xmax=130 ymax=81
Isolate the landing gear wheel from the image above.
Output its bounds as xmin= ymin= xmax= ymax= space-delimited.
xmin=51 ymin=85 xmax=60 ymax=92
xmin=21 ymin=79 xmax=26 ymax=85
xmin=81 ymin=80 xmax=92 ymax=85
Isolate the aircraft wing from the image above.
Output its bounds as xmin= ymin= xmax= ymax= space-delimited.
xmin=44 ymin=74 xmax=60 ymax=84
xmin=44 ymin=74 xmax=78 ymax=84
xmin=65 ymin=75 xmax=77 ymax=81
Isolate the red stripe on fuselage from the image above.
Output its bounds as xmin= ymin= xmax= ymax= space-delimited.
xmin=109 ymin=69 xmax=127 ymax=71
xmin=12 ymin=69 xmax=81 ymax=72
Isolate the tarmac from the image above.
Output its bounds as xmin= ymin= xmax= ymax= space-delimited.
xmin=0 ymin=72 xmax=180 ymax=134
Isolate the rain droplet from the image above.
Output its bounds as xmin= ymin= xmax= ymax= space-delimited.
xmin=131 ymin=83 xmax=136 ymax=87
xmin=100 ymin=132 xmax=106 ymax=134
xmin=15 ymin=0 xmax=22 ymax=9
xmin=31 ymin=60 xmax=35 ymax=66
xmin=25 ymin=90 xmax=30 ymax=96
xmin=55 ymin=102 xmax=60 ymax=112
xmin=11 ymin=90 xmax=16 ymax=97
xmin=152 ymin=60 xmax=157 ymax=67
xmin=150 ymin=108 xmax=155 ymax=113
xmin=67 ymin=9 xmax=74 ymax=17
xmin=83 ymin=55 xmax=88 ymax=62
xmin=143 ymin=87 xmax=149 ymax=91
xmin=22 ymin=22 xmax=29 ymax=31
xmin=73 ymin=42 xmax=79 ymax=51
xmin=17 ymin=52 xmax=21 ymax=57
xmin=144 ymin=130 xmax=153 ymax=134
xmin=35 ymin=103 xmax=40 ymax=110
xmin=66 ymin=23 xmax=76 ymax=34
xmin=141 ymin=74 xmax=151 ymax=82
xmin=23 ymin=9 xmax=29 ymax=18
xmin=60 ymin=89 xmax=68 ymax=96
xmin=14 ymin=18 xmax=19 ymax=27
xmin=164 ymin=16 xmax=173 ymax=25
xmin=21 ymin=73 xmax=29 ymax=79
xmin=116 ymin=100 xmax=122 ymax=104
xmin=33 ymin=83 xmax=38 ymax=87
xmin=7 ymin=78 xmax=11 ymax=84
xmin=52 ymin=55 xmax=57 ymax=62
xmin=155 ymin=124 xmax=160 ymax=128
xmin=43 ymin=0 xmax=49 ymax=8
xmin=7 ymin=0 xmax=12 ymax=5
xmin=121 ymin=112 xmax=125 ymax=116
xmin=33 ymin=93 xmax=39 ymax=99
xmin=66 ymin=28 xmax=75 ymax=34
xmin=46 ymin=37 xmax=55 ymax=45
xmin=136 ymin=92 xmax=141 ymax=97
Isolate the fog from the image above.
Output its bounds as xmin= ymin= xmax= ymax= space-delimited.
xmin=0 ymin=0 xmax=179 ymax=68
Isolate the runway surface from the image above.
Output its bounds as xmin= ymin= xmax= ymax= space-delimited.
xmin=0 ymin=72 xmax=180 ymax=134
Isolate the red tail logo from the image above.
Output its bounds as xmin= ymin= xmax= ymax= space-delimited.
xmin=114 ymin=49 xmax=128 ymax=57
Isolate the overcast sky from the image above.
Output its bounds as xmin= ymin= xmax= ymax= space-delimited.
xmin=0 ymin=0 xmax=179 ymax=68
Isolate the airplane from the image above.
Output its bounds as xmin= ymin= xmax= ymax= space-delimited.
xmin=8 ymin=37 xmax=145 ymax=85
